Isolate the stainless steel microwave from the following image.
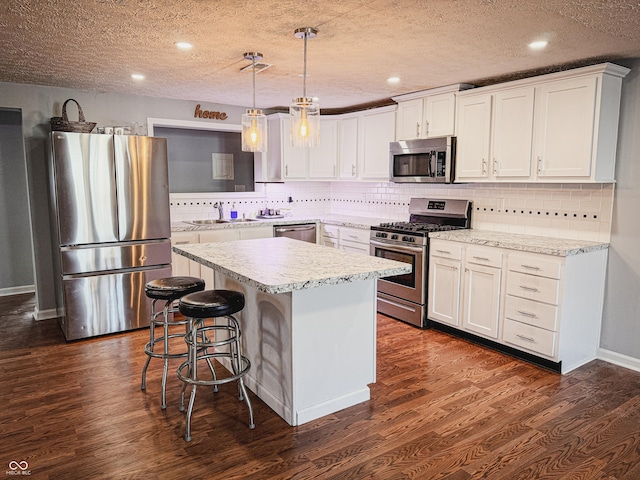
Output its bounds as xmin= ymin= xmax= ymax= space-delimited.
xmin=389 ymin=136 xmax=456 ymax=183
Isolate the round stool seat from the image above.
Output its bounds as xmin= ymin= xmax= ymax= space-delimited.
xmin=145 ymin=276 xmax=205 ymax=301
xmin=179 ymin=290 xmax=245 ymax=319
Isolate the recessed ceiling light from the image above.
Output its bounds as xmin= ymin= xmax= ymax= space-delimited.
xmin=175 ymin=42 xmax=193 ymax=50
xmin=528 ymin=40 xmax=548 ymax=50
xmin=387 ymin=76 xmax=400 ymax=84
xmin=131 ymin=74 xmax=145 ymax=81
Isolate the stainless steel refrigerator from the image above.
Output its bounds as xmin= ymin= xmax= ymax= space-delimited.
xmin=48 ymin=132 xmax=172 ymax=340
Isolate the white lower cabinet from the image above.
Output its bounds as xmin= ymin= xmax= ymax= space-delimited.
xmin=428 ymin=238 xmax=607 ymax=373
xmin=172 ymin=227 xmax=273 ymax=288
xmin=428 ymin=241 xmax=462 ymax=327
xmin=320 ymin=223 xmax=370 ymax=255
xmin=461 ymin=247 xmax=503 ymax=339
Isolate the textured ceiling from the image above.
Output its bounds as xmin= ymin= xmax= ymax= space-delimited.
xmin=1 ymin=0 xmax=640 ymax=112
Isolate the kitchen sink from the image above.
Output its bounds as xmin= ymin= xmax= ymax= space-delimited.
xmin=184 ymin=219 xmax=228 ymax=225
xmin=227 ymin=218 xmax=259 ymax=222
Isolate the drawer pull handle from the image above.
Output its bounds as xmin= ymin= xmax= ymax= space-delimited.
xmin=175 ymin=241 xmax=190 ymax=245
xmin=517 ymin=310 xmax=537 ymax=318
xmin=519 ymin=285 xmax=539 ymax=292
xmin=516 ymin=334 xmax=536 ymax=343
xmin=521 ymin=264 xmax=541 ymax=270
xmin=473 ymin=256 xmax=491 ymax=261
xmin=436 ymin=250 xmax=452 ymax=254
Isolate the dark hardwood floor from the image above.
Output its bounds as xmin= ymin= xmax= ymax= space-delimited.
xmin=1 ymin=293 xmax=639 ymax=479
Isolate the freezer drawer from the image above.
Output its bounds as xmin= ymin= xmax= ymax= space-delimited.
xmin=60 ymin=266 xmax=171 ymax=340
xmin=60 ymin=240 xmax=171 ymax=275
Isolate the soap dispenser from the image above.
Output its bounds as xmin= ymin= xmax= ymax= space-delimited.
xmin=230 ymin=202 xmax=238 ymax=220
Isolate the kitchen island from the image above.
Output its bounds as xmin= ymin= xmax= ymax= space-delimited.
xmin=172 ymin=237 xmax=410 ymax=426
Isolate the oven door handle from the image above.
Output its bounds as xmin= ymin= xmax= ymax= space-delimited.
xmin=370 ymin=239 xmax=424 ymax=254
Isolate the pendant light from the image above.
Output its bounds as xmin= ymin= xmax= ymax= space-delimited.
xmin=241 ymin=52 xmax=268 ymax=152
xmin=290 ymin=27 xmax=320 ymax=149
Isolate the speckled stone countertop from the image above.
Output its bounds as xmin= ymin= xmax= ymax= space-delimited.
xmin=429 ymin=230 xmax=609 ymax=257
xmin=173 ymin=237 xmax=410 ymax=294
xmin=171 ymin=214 xmax=383 ymax=232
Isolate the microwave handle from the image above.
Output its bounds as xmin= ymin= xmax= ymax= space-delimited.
xmin=429 ymin=150 xmax=436 ymax=178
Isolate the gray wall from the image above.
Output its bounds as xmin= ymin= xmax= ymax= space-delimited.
xmin=600 ymin=58 xmax=640 ymax=359
xmin=0 ymin=108 xmax=33 ymax=291
xmin=0 ymin=81 xmax=245 ymax=315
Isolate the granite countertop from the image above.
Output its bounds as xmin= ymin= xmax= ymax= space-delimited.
xmin=171 ymin=214 xmax=383 ymax=232
xmin=172 ymin=237 xmax=410 ymax=294
xmin=429 ymin=229 xmax=609 ymax=256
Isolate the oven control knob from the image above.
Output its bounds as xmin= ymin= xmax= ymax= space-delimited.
xmin=391 ymin=234 xmax=398 ymax=240
xmin=402 ymin=236 xmax=409 ymax=242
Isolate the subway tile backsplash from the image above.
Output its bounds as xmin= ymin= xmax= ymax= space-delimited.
xmin=170 ymin=181 xmax=614 ymax=243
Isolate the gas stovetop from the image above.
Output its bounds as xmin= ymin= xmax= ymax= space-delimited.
xmin=369 ymin=198 xmax=472 ymax=246
xmin=373 ymin=222 xmax=464 ymax=235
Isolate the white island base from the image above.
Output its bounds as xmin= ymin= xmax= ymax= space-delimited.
xmin=216 ymin=270 xmax=376 ymax=426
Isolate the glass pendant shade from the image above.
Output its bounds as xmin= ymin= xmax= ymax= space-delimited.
xmin=290 ymin=27 xmax=319 ymax=148
xmin=242 ymin=109 xmax=268 ymax=152
xmin=241 ymin=52 xmax=268 ymax=152
xmin=290 ymin=97 xmax=320 ymax=148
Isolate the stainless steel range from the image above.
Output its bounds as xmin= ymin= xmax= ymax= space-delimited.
xmin=370 ymin=198 xmax=472 ymax=328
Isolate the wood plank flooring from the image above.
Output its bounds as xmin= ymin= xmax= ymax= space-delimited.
xmin=1 ymin=292 xmax=639 ymax=479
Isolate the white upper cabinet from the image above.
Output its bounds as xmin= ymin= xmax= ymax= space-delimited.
xmin=308 ymin=119 xmax=339 ymax=179
xmin=455 ymin=94 xmax=493 ymax=180
xmin=357 ymin=106 xmax=396 ymax=180
xmin=338 ymin=116 xmax=359 ymax=179
xmin=260 ymin=114 xmax=338 ymax=181
xmin=456 ymin=86 xmax=538 ymax=182
xmin=455 ymin=63 xmax=629 ymax=183
xmin=533 ymin=76 xmax=597 ymax=179
xmin=394 ymin=84 xmax=472 ymax=141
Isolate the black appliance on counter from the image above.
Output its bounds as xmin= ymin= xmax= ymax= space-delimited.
xmin=370 ymin=198 xmax=472 ymax=328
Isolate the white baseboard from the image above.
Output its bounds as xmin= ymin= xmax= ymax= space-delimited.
xmin=0 ymin=285 xmax=35 ymax=297
xmin=598 ymin=348 xmax=640 ymax=373
xmin=33 ymin=306 xmax=62 ymax=321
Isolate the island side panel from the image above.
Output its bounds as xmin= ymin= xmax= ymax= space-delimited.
xmin=291 ymin=279 xmax=377 ymax=425
xmin=214 ymin=271 xmax=295 ymax=425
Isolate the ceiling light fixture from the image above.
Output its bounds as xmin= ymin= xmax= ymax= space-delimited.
xmin=175 ymin=42 xmax=193 ymax=50
xmin=387 ymin=76 xmax=400 ymax=84
xmin=131 ymin=73 xmax=145 ymax=81
xmin=241 ymin=52 xmax=268 ymax=152
xmin=528 ymin=40 xmax=549 ymax=50
xmin=290 ymin=27 xmax=320 ymax=149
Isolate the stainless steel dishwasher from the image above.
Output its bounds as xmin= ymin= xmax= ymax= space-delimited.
xmin=273 ymin=223 xmax=317 ymax=243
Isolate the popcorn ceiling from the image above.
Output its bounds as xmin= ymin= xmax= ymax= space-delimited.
xmin=1 ymin=0 xmax=639 ymax=110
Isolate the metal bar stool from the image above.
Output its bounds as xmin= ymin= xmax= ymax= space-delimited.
xmin=141 ymin=276 xmax=205 ymax=409
xmin=177 ymin=290 xmax=255 ymax=442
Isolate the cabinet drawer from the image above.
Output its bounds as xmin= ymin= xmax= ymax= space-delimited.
xmin=466 ymin=247 xmax=502 ymax=268
xmin=506 ymin=271 xmax=560 ymax=305
xmin=340 ymin=226 xmax=370 ymax=244
xmin=508 ymin=253 xmax=561 ymax=279
xmin=321 ymin=224 xmax=340 ymax=239
xmin=503 ymin=318 xmax=556 ymax=358
xmin=504 ymin=295 xmax=559 ymax=331
xmin=322 ymin=236 xmax=339 ymax=249
xmin=430 ymin=240 xmax=462 ymax=260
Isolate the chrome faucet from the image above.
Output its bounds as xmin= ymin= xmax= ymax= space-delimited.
xmin=213 ymin=201 xmax=224 ymax=220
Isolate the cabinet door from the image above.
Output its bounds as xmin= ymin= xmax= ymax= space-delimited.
xmin=358 ymin=110 xmax=395 ymax=179
xmin=424 ymin=92 xmax=455 ymax=138
xmin=428 ymin=256 xmax=462 ymax=326
xmin=239 ymin=226 xmax=273 ymax=240
xmin=281 ymin=116 xmax=308 ymax=179
xmin=534 ymin=76 xmax=597 ymax=178
xmin=308 ymin=119 xmax=338 ymax=179
xmin=462 ymin=263 xmax=501 ymax=339
xmin=455 ymin=94 xmax=492 ymax=180
xmin=171 ymin=232 xmax=200 ymax=278
xmin=493 ymin=87 xmax=534 ymax=178
xmin=395 ymin=98 xmax=423 ymax=140
xmin=338 ymin=117 xmax=358 ymax=179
